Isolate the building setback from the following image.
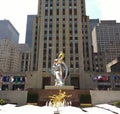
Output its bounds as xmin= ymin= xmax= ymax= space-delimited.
xmin=18 ymin=44 xmax=31 ymax=72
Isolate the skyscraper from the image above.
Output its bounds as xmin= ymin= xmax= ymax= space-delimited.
xmin=0 ymin=20 xmax=20 ymax=73
xmin=0 ymin=39 xmax=20 ymax=73
xmin=92 ymin=20 xmax=120 ymax=65
xmin=25 ymin=15 xmax=36 ymax=47
xmin=29 ymin=0 xmax=93 ymax=89
xmin=0 ymin=20 xmax=19 ymax=44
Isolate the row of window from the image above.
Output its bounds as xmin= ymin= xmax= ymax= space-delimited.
xmin=1 ymin=84 xmax=25 ymax=90
xmin=38 ymin=55 xmax=92 ymax=72
xmin=45 ymin=0 xmax=77 ymax=6
xmin=42 ymin=61 xmax=80 ymax=69
xmin=45 ymin=8 xmax=77 ymax=16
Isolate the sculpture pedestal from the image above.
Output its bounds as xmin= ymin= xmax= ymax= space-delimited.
xmin=45 ymin=85 xmax=74 ymax=90
xmin=54 ymin=110 xmax=60 ymax=114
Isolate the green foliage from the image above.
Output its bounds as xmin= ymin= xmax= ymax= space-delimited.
xmin=80 ymin=94 xmax=91 ymax=104
xmin=27 ymin=93 xmax=38 ymax=103
xmin=0 ymin=99 xmax=6 ymax=105
xmin=114 ymin=101 xmax=120 ymax=108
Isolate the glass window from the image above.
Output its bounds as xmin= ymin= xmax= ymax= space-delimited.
xmin=45 ymin=10 xmax=48 ymax=16
xmin=69 ymin=9 xmax=72 ymax=15
xmin=50 ymin=9 xmax=53 ymax=15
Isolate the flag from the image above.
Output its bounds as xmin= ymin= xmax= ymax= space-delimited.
xmin=112 ymin=75 xmax=117 ymax=80
xmin=20 ymin=76 xmax=23 ymax=82
xmin=15 ymin=76 xmax=18 ymax=84
xmin=97 ymin=75 xmax=102 ymax=80
xmin=6 ymin=76 xmax=9 ymax=82
xmin=102 ymin=76 xmax=108 ymax=81
xmin=10 ymin=76 xmax=14 ymax=82
xmin=92 ymin=76 xmax=97 ymax=81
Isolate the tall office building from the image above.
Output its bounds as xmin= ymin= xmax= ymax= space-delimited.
xmin=29 ymin=0 xmax=93 ymax=89
xmin=0 ymin=20 xmax=19 ymax=44
xmin=0 ymin=39 xmax=20 ymax=73
xmin=92 ymin=20 xmax=120 ymax=65
xmin=25 ymin=15 xmax=36 ymax=47
xmin=89 ymin=19 xmax=106 ymax=72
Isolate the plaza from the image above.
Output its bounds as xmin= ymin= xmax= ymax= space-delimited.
xmin=0 ymin=103 xmax=120 ymax=114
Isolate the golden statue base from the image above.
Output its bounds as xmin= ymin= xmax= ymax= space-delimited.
xmin=45 ymin=85 xmax=74 ymax=90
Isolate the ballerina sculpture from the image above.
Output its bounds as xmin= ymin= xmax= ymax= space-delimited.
xmin=51 ymin=51 xmax=68 ymax=86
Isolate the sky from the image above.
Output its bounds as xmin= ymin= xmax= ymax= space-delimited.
xmin=0 ymin=0 xmax=120 ymax=43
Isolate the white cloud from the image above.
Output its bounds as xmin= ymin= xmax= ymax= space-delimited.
xmin=97 ymin=0 xmax=120 ymax=22
xmin=86 ymin=0 xmax=101 ymax=19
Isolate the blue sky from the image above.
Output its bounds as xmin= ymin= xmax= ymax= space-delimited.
xmin=86 ymin=0 xmax=101 ymax=19
xmin=0 ymin=0 xmax=120 ymax=43
xmin=86 ymin=0 xmax=120 ymax=21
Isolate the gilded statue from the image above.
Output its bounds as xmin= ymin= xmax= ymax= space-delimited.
xmin=49 ymin=90 xmax=71 ymax=107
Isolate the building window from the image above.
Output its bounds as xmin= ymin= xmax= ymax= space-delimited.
xmin=74 ymin=9 xmax=77 ymax=15
xmin=45 ymin=10 xmax=48 ymax=16
xmin=69 ymin=9 xmax=72 ymax=15
xmin=70 ymin=56 xmax=73 ymax=60
xmin=57 ymin=9 xmax=59 ymax=15
xmin=76 ymin=62 xmax=79 ymax=68
xmin=48 ymin=62 xmax=51 ymax=68
xmin=50 ymin=9 xmax=53 ymax=15
xmin=70 ymin=63 xmax=73 ymax=68
xmin=43 ymin=62 xmax=46 ymax=68
xmin=63 ymin=9 xmax=65 ymax=15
